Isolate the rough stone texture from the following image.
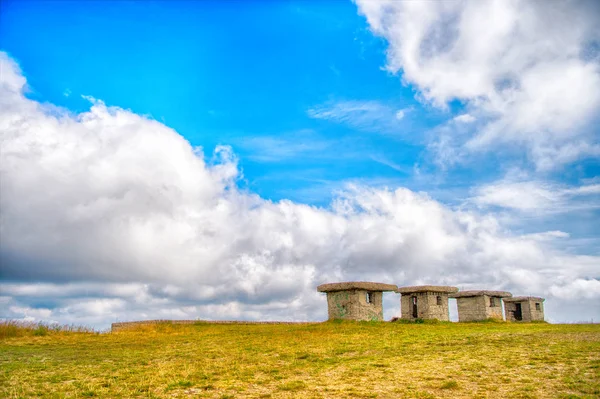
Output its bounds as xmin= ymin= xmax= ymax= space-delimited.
xmin=399 ymin=290 xmax=453 ymax=321
xmin=317 ymin=282 xmax=397 ymax=292
xmin=450 ymin=290 xmax=512 ymax=298
xmin=504 ymin=296 xmax=545 ymax=302
xmin=325 ymin=290 xmax=385 ymax=321
xmin=504 ymin=297 xmax=545 ymax=322
xmin=453 ymin=294 xmax=506 ymax=322
xmin=396 ymin=285 xmax=459 ymax=294
xmin=448 ymin=290 xmax=512 ymax=322
xmin=397 ymin=285 xmax=458 ymax=321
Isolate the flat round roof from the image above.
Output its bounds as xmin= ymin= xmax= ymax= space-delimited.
xmin=396 ymin=285 xmax=458 ymax=294
xmin=317 ymin=282 xmax=398 ymax=292
xmin=503 ymin=296 xmax=545 ymax=302
xmin=450 ymin=290 xmax=512 ymax=298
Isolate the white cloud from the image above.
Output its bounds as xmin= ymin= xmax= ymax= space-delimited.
xmin=549 ymin=278 xmax=600 ymax=300
xmin=453 ymin=114 xmax=475 ymax=123
xmin=9 ymin=306 xmax=53 ymax=320
xmin=473 ymin=181 xmax=561 ymax=211
xmin=567 ymin=184 xmax=600 ymax=195
xmin=355 ymin=0 xmax=600 ymax=169
xmin=471 ymin=180 xmax=600 ymax=212
xmin=521 ymin=231 xmax=570 ymax=241
xmin=1 ymin=52 xmax=600 ymax=327
xmin=395 ymin=108 xmax=412 ymax=120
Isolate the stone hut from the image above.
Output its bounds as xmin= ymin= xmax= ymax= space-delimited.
xmin=317 ymin=282 xmax=398 ymax=321
xmin=450 ymin=290 xmax=512 ymax=322
xmin=503 ymin=296 xmax=545 ymax=321
xmin=397 ymin=285 xmax=458 ymax=321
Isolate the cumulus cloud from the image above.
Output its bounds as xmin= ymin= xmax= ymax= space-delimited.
xmin=1 ymin=52 xmax=599 ymax=327
xmin=355 ymin=0 xmax=600 ymax=169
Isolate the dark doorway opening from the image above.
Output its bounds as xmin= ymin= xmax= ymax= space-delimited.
xmin=412 ymin=296 xmax=418 ymax=318
xmin=514 ymin=303 xmax=522 ymax=321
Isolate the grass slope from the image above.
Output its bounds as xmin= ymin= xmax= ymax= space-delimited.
xmin=1 ymin=321 xmax=599 ymax=398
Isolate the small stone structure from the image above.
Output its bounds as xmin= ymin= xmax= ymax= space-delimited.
xmin=317 ymin=281 xmax=398 ymax=321
xmin=397 ymin=285 xmax=458 ymax=321
xmin=450 ymin=290 xmax=512 ymax=322
xmin=503 ymin=296 xmax=545 ymax=321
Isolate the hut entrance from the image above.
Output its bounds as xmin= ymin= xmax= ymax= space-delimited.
xmin=412 ymin=296 xmax=418 ymax=318
xmin=514 ymin=303 xmax=522 ymax=321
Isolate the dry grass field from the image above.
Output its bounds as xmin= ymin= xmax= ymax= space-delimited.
xmin=1 ymin=320 xmax=599 ymax=398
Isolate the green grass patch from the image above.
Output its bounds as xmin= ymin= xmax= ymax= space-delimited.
xmin=440 ymin=380 xmax=459 ymax=389
xmin=278 ymin=380 xmax=306 ymax=391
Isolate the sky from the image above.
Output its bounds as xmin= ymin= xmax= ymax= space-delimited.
xmin=0 ymin=0 xmax=599 ymax=329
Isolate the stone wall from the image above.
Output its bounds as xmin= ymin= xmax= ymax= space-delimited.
xmin=528 ymin=299 xmax=545 ymax=321
xmin=326 ymin=290 xmax=384 ymax=321
xmin=400 ymin=292 xmax=451 ymax=321
xmin=456 ymin=296 xmax=486 ymax=321
xmin=504 ymin=298 xmax=545 ymax=322
xmin=455 ymin=295 xmax=504 ymax=321
xmin=485 ymin=295 xmax=504 ymax=319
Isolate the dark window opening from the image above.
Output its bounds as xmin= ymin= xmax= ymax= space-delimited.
xmin=535 ymin=303 xmax=541 ymax=311
xmin=412 ymin=296 xmax=418 ymax=318
xmin=366 ymin=292 xmax=373 ymax=304
xmin=490 ymin=297 xmax=496 ymax=307
xmin=436 ymin=296 xmax=442 ymax=306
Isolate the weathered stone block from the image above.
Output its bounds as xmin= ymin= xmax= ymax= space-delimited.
xmin=397 ymin=285 xmax=458 ymax=321
xmin=317 ymin=282 xmax=397 ymax=321
xmin=450 ymin=290 xmax=512 ymax=322
xmin=503 ymin=296 xmax=545 ymax=322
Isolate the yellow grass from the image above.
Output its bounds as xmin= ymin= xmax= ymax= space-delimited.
xmin=1 ymin=320 xmax=599 ymax=398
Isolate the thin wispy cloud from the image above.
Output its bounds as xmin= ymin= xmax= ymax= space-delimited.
xmin=470 ymin=180 xmax=600 ymax=213
xmin=232 ymin=130 xmax=370 ymax=164
xmin=307 ymin=100 xmax=411 ymax=134
xmin=369 ymin=153 xmax=412 ymax=174
xmin=234 ymin=130 xmax=332 ymax=162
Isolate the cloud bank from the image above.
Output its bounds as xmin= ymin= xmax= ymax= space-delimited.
xmin=355 ymin=0 xmax=600 ymax=169
xmin=1 ymin=52 xmax=599 ymax=328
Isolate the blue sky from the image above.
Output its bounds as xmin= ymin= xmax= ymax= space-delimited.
xmin=1 ymin=0 xmax=599 ymax=326
xmin=2 ymin=0 xmax=472 ymax=203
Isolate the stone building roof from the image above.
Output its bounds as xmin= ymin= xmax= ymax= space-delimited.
xmin=503 ymin=296 xmax=545 ymax=302
xmin=450 ymin=290 xmax=512 ymax=298
xmin=317 ymin=282 xmax=398 ymax=292
xmin=396 ymin=285 xmax=458 ymax=294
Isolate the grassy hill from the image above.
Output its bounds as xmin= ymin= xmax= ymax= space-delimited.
xmin=1 ymin=320 xmax=599 ymax=398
